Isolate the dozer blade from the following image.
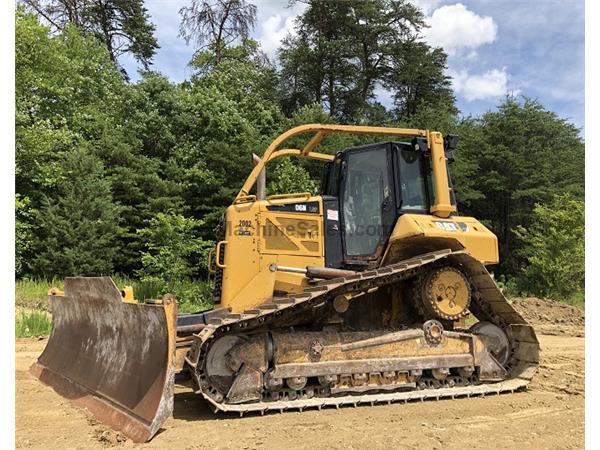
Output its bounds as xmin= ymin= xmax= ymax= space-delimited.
xmin=30 ymin=277 xmax=177 ymax=443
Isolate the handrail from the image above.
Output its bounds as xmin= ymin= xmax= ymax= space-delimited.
xmin=269 ymin=148 xmax=334 ymax=163
xmin=266 ymin=192 xmax=312 ymax=203
xmin=237 ymin=124 xmax=428 ymax=200
xmin=233 ymin=194 xmax=257 ymax=204
xmin=215 ymin=240 xmax=227 ymax=269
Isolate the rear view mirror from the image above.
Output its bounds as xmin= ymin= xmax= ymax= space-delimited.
xmin=411 ymin=137 xmax=429 ymax=153
xmin=444 ymin=134 xmax=459 ymax=163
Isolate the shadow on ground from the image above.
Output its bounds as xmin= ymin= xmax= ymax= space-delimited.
xmin=172 ymin=390 xmax=220 ymax=421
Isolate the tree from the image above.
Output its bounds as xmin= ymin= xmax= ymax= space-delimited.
xmin=31 ymin=148 xmax=123 ymax=278
xmin=179 ymin=0 xmax=257 ymax=65
xmin=21 ymin=0 xmax=158 ymax=73
xmin=385 ymin=43 xmax=456 ymax=120
xmin=15 ymin=195 xmax=33 ymax=277
xmin=278 ymin=0 xmax=362 ymax=119
xmin=453 ymin=96 xmax=584 ymax=275
xmin=16 ymin=9 xmax=125 ymax=273
xmin=16 ymin=10 xmax=178 ymax=276
xmin=137 ymin=213 xmax=210 ymax=284
xmin=346 ymin=0 xmax=426 ymax=117
xmin=169 ymin=40 xmax=284 ymax=240
xmin=268 ymin=157 xmax=318 ymax=196
xmin=136 ymin=213 xmax=213 ymax=311
xmin=278 ymin=0 xmax=449 ymax=122
xmin=514 ymin=195 xmax=584 ymax=300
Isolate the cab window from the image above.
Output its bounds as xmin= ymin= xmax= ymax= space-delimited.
xmin=397 ymin=147 xmax=428 ymax=211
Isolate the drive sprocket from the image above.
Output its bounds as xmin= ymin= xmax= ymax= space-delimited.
xmin=419 ymin=266 xmax=471 ymax=321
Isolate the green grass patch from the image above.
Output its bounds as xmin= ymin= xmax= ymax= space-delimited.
xmin=494 ymin=274 xmax=585 ymax=311
xmin=16 ymin=276 xmax=214 ymax=314
xmin=16 ymin=310 xmax=52 ymax=338
xmin=174 ymin=280 xmax=214 ymax=313
xmin=135 ymin=278 xmax=214 ymax=313
xmin=564 ymin=292 xmax=585 ymax=311
xmin=15 ymin=278 xmax=63 ymax=311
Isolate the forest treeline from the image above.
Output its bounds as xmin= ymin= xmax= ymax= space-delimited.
xmin=15 ymin=1 xmax=584 ymax=307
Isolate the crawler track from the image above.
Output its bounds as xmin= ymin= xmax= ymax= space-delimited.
xmin=184 ymin=249 xmax=540 ymax=414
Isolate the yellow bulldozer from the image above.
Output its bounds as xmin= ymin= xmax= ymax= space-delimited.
xmin=30 ymin=125 xmax=540 ymax=442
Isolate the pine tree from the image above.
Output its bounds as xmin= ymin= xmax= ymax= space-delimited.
xmin=454 ymin=96 xmax=584 ymax=275
xmin=32 ymin=147 xmax=123 ymax=277
xmin=278 ymin=0 xmax=450 ymax=122
xmin=22 ymin=0 xmax=159 ymax=74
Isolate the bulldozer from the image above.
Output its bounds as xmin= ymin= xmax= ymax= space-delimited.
xmin=30 ymin=124 xmax=540 ymax=442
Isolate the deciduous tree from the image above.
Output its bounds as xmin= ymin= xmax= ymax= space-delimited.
xmin=454 ymin=96 xmax=584 ymax=274
xmin=179 ymin=0 xmax=257 ymax=64
xmin=279 ymin=0 xmax=451 ymax=122
xmin=515 ymin=195 xmax=584 ymax=300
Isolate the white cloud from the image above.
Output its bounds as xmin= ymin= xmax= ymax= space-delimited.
xmin=417 ymin=3 xmax=510 ymax=104
xmin=450 ymin=68 xmax=510 ymax=101
xmin=422 ymin=3 xmax=497 ymax=56
xmin=259 ymin=14 xmax=297 ymax=58
xmin=255 ymin=1 xmax=308 ymax=60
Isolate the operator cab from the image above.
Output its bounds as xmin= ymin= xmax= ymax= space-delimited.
xmin=321 ymin=141 xmax=455 ymax=269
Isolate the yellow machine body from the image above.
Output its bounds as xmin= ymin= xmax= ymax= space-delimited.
xmin=217 ymin=195 xmax=326 ymax=312
xmin=213 ymin=124 xmax=499 ymax=313
xmin=217 ymin=199 xmax=497 ymax=313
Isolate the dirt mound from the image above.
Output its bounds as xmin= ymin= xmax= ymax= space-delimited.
xmin=509 ymin=297 xmax=584 ymax=336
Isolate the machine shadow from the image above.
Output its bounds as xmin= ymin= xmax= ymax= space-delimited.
xmin=172 ymin=390 xmax=221 ymax=421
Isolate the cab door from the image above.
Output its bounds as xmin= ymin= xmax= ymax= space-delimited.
xmin=340 ymin=143 xmax=396 ymax=264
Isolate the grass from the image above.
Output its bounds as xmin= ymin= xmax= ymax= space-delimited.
xmin=15 ymin=276 xmax=214 ymax=338
xmin=134 ymin=278 xmax=214 ymax=313
xmin=15 ymin=310 xmax=52 ymax=338
xmin=15 ymin=275 xmax=136 ymax=312
xmin=564 ymin=292 xmax=585 ymax=311
xmin=15 ymin=278 xmax=62 ymax=312
xmin=16 ymin=275 xmax=214 ymax=319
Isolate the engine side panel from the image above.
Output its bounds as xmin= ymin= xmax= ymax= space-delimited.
xmin=219 ymin=196 xmax=325 ymax=312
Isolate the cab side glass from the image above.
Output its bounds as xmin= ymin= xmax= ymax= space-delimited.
xmin=398 ymin=148 xmax=428 ymax=211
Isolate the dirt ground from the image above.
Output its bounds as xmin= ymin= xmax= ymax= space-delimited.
xmin=510 ymin=297 xmax=585 ymax=338
xmin=16 ymin=298 xmax=585 ymax=449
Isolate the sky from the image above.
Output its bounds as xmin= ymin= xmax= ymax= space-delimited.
xmin=121 ymin=0 xmax=585 ymax=133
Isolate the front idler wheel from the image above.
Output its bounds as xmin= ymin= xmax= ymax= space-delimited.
xmin=469 ymin=321 xmax=510 ymax=366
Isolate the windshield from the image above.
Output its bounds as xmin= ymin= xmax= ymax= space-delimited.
xmin=342 ymin=148 xmax=391 ymax=256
